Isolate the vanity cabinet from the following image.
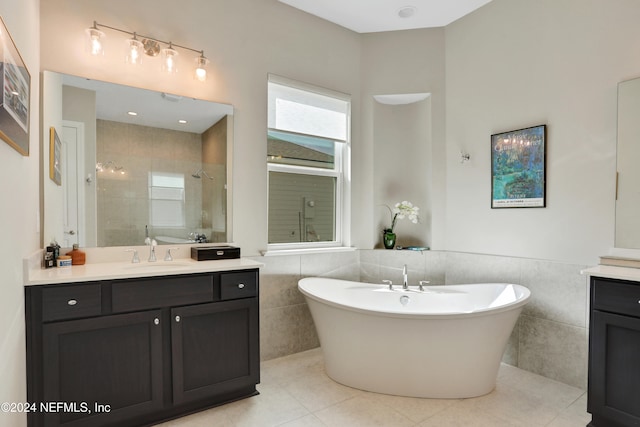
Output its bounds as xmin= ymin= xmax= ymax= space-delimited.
xmin=588 ymin=276 xmax=640 ymax=427
xmin=25 ymin=269 xmax=260 ymax=427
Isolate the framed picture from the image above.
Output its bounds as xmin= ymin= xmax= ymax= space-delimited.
xmin=491 ymin=124 xmax=546 ymax=208
xmin=0 ymin=16 xmax=30 ymax=156
xmin=49 ymin=127 xmax=61 ymax=186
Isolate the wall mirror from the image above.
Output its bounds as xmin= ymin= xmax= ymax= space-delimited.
xmin=42 ymin=71 xmax=233 ymax=248
xmin=615 ymin=76 xmax=640 ymax=249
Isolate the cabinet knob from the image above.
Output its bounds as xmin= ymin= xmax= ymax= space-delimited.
xmin=154 ymin=318 xmax=159 ymax=325
xmin=67 ymin=299 xmax=77 ymax=306
xmin=175 ymin=315 xmax=181 ymax=323
xmin=238 ymin=283 xmax=245 ymax=289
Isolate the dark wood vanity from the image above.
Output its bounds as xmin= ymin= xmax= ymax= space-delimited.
xmin=588 ymin=275 xmax=640 ymax=427
xmin=25 ymin=267 xmax=260 ymax=427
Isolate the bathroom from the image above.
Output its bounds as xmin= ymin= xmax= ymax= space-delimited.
xmin=2 ymin=0 xmax=640 ymax=425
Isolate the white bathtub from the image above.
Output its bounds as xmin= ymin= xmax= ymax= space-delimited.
xmin=298 ymin=277 xmax=531 ymax=398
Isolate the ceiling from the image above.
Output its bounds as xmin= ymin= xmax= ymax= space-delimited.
xmin=278 ymin=0 xmax=493 ymax=33
xmin=62 ymin=74 xmax=232 ymax=134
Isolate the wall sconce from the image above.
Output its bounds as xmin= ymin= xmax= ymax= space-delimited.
xmin=96 ymin=161 xmax=126 ymax=175
xmin=85 ymin=21 xmax=210 ymax=81
xmin=460 ymin=150 xmax=471 ymax=164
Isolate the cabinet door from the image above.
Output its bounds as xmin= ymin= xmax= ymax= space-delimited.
xmin=589 ymin=310 xmax=640 ymax=426
xmin=42 ymin=311 xmax=163 ymax=427
xmin=171 ymin=298 xmax=259 ymax=404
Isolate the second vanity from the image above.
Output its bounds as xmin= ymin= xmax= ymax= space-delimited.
xmin=584 ymin=264 xmax=640 ymax=427
xmin=24 ymin=256 xmax=262 ymax=427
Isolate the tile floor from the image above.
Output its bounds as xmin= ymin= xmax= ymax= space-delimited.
xmin=155 ymin=348 xmax=591 ymax=427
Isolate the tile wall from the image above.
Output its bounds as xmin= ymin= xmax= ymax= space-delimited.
xmin=252 ymin=249 xmax=590 ymax=390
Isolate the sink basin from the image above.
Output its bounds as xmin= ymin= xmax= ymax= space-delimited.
xmin=124 ymin=262 xmax=192 ymax=270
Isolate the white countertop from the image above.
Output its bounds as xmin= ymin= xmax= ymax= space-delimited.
xmin=26 ymin=257 xmax=263 ymax=286
xmin=582 ymin=264 xmax=640 ymax=283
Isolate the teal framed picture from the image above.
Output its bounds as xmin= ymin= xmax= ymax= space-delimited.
xmin=491 ymin=124 xmax=546 ymax=208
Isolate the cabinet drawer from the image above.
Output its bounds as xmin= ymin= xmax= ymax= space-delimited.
xmin=42 ymin=284 xmax=102 ymax=321
xmin=220 ymin=271 xmax=257 ymax=300
xmin=593 ymin=278 xmax=640 ymax=317
xmin=112 ymin=274 xmax=214 ymax=313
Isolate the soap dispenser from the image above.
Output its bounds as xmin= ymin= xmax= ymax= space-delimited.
xmin=66 ymin=244 xmax=86 ymax=265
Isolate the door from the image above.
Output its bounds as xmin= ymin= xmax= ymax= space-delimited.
xmin=61 ymin=122 xmax=85 ymax=247
xmin=42 ymin=310 xmax=163 ymax=427
xmin=589 ymin=310 xmax=640 ymax=426
xmin=171 ymin=298 xmax=259 ymax=404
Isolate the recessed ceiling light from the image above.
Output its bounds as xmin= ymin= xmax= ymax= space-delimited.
xmin=127 ymin=111 xmax=138 ymax=116
xmin=398 ymin=5 xmax=417 ymax=18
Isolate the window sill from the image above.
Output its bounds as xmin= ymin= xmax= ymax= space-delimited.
xmin=261 ymin=246 xmax=356 ymax=257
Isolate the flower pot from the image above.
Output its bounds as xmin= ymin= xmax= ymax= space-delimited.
xmin=383 ymin=231 xmax=396 ymax=249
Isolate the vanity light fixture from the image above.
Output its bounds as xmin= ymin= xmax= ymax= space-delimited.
xmin=96 ymin=160 xmax=126 ymax=175
xmin=85 ymin=21 xmax=209 ymax=81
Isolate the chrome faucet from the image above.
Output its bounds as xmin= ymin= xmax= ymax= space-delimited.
xmin=125 ymin=248 xmax=140 ymax=263
xmin=402 ymin=264 xmax=409 ymax=290
xmin=147 ymin=238 xmax=158 ymax=262
xmin=164 ymin=247 xmax=179 ymax=261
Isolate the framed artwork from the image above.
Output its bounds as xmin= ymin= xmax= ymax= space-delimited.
xmin=491 ymin=124 xmax=546 ymax=208
xmin=0 ymin=16 xmax=30 ymax=156
xmin=49 ymin=127 xmax=61 ymax=186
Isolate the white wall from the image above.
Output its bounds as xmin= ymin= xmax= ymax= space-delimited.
xmin=445 ymin=0 xmax=640 ymax=265
xmin=0 ymin=1 xmax=40 ymax=426
xmin=39 ymin=0 xmax=362 ymax=256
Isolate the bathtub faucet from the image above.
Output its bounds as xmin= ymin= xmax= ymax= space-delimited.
xmin=402 ymin=264 xmax=409 ymax=290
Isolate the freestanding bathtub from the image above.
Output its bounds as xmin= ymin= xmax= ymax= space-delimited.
xmin=298 ymin=277 xmax=531 ymax=398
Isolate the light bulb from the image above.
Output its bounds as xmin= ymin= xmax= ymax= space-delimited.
xmin=162 ymin=44 xmax=179 ymax=74
xmin=86 ymin=25 xmax=105 ymax=56
xmin=126 ymin=35 xmax=143 ymax=65
xmin=194 ymin=54 xmax=209 ymax=82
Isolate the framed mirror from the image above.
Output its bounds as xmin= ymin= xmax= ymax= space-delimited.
xmin=615 ymin=77 xmax=640 ymax=249
xmin=42 ymin=71 xmax=233 ymax=248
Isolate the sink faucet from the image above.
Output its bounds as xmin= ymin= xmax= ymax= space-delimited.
xmin=147 ymin=238 xmax=157 ymax=262
xmin=402 ymin=264 xmax=408 ymax=290
xmin=125 ymin=249 xmax=140 ymax=263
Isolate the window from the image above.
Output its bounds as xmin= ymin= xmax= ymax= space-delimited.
xmin=267 ymin=75 xmax=350 ymax=249
xmin=149 ymin=172 xmax=185 ymax=227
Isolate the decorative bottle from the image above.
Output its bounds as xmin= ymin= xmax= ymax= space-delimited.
xmin=66 ymin=244 xmax=86 ymax=265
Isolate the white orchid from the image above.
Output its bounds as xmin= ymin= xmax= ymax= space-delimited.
xmin=385 ymin=201 xmax=420 ymax=233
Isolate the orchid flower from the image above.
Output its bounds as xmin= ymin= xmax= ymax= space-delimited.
xmin=384 ymin=201 xmax=420 ymax=233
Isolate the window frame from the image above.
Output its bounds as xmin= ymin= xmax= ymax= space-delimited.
xmin=266 ymin=75 xmax=351 ymax=252
xmin=148 ymin=171 xmax=186 ymax=228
